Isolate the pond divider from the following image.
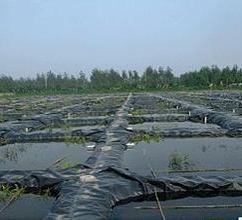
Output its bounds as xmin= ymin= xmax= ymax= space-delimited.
xmin=152 ymin=93 xmax=242 ymax=137
xmin=1 ymin=93 xmax=242 ymax=219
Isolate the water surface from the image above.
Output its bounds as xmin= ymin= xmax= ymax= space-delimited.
xmin=110 ymin=196 xmax=242 ymax=220
xmin=0 ymin=142 xmax=93 ymax=170
xmin=0 ymin=194 xmax=53 ymax=220
xmin=124 ymin=137 xmax=242 ymax=176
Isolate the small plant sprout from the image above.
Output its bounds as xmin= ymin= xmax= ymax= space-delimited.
xmin=168 ymin=151 xmax=195 ymax=171
xmin=38 ymin=187 xmax=53 ymax=201
xmin=43 ymin=188 xmax=52 ymax=197
xmin=0 ymin=185 xmax=11 ymax=203
xmin=0 ymin=184 xmax=25 ymax=203
xmin=41 ymin=187 xmax=52 ymax=200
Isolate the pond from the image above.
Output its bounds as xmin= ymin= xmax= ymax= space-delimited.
xmin=110 ymin=196 xmax=242 ymax=220
xmin=0 ymin=194 xmax=54 ymax=220
xmin=124 ymin=137 xmax=242 ymax=176
xmin=0 ymin=142 xmax=94 ymax=170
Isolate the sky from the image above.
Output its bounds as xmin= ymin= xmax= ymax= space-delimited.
xmin=1 ymin=0 xmax=242 ymax=78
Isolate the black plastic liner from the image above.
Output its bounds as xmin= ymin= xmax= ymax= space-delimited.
xmin=152 ymin=94 xmax=242 ymax=136
xmin=131 ymin=121 xmax=226 ymax=137
xmin=1 ymin=167 xmax=242 ymax=220
xmin=0 ymin=96 xmax=124 ymax=139
xmin=1 ymin=93 xmax=242 ymax=219
xmin=2 ymin=127 xmax=105 ymax=144
xmin=128 ymin=113 xmax=188 ymax=124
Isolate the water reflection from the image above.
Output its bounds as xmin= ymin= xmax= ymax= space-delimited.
xmin=110 ymin=196 xmax=242 ymax=220
xmin=0 ymin=142 xmax=91 ymax=170
xmin=201 ymin=145 xmax=208 ymax=152
xmin=0 ymin=194 xmax=53 ymax=219
xmin=0 ymin=143 xmax=28 ymax=164
xmin=123 ymin=137 xmax=242 ymax=176
xmin=218 ymin=144 xmax=227 ymax=150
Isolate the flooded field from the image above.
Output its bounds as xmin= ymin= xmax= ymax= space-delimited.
xmin=0 ymin=194 xmax=54 ymax=220
xmin=111 ymin=197 xmax=242 ymax=220
xmin=0 ymin=142 xmax=93 ymax=170
xmin=1 ymin=92 xmax=242 ymax=219
xmin=124 ymin=137 xmax=242 ymax=176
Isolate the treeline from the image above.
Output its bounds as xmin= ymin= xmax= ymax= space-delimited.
xmin=0 ymin=65 xmax=242 ymax=94
xmin=180 ymin=65 xmax=242 ymax=89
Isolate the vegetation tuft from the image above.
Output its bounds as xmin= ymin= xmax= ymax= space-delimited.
xmin=0 ymin=184 xmax=25 ymax=203
xmin=59 ymin=161 xmax=79 ymax=169
xmin=130 ymin=133 xmax=162 ymax=143
xmin=64 ymin=135 xmax=88 ymax=144
xmin=130 ymin=109 xmax=145 ymax=116
xmin=168 ymin=151 xmax=195 ymax=171
xmin=0 ymin=138 xmax=9 ymax=146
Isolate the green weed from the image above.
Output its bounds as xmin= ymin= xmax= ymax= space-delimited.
xmin=64 ymin=135 xmax=88 ymax=144
xmin=130 ymin=109 xmax=144 ymax=116
xmin=0 ymin=184 xmax=25 ymax=203
xmin=59 ymin=161 xmax=79 ymax=169
xmin=168 ymin=151 xmax=194 ymax=171
xmin=130 ymin=133 xmax=162 ymax=143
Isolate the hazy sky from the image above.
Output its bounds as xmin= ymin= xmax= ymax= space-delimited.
xmin=1 ymin=0 xmax=242 ymax=78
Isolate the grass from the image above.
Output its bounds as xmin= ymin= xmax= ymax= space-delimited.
xmin=130 ymin=109 xmax=145 ymax=116
xmin=64 ymin=135 xmax=88 ymax=144
xmin=168 ymin=151 xmax=194 ymax=171
xmin=38 ymin=187 xmax=53 ymax=201
xmin=42 ymin=188 xmax=52 ymax=197
xmin=156 ymin=101 xmax=170 ymax=109
xmin=130 ymin=133 xmax=162 ymax=143
xmin=59 ymin=161 xmax=79 ymax=169
xmin=0 ymin=184 xmax=25 ymax=203
xmin=46 ymin=123 xmax=71 ymax=132
xmin=0 ymin=185 xmax=54 ymax=203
